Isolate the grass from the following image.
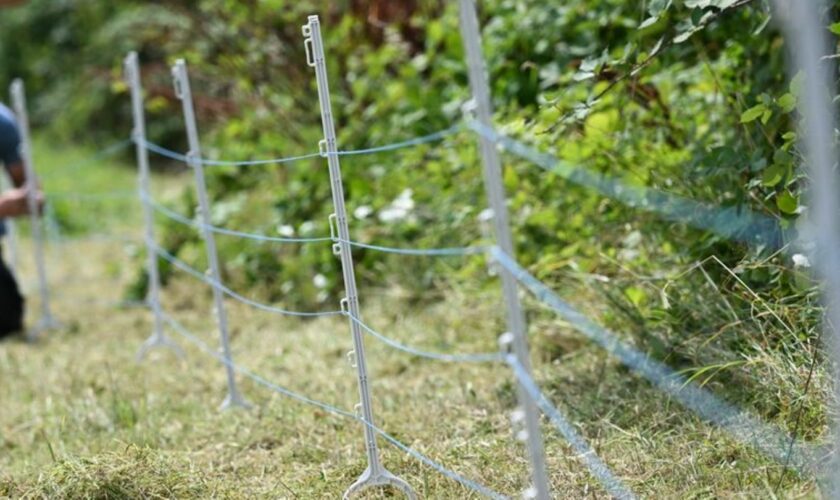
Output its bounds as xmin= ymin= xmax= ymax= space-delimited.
xmin=0 ymin=142 xmax=832 ymax=498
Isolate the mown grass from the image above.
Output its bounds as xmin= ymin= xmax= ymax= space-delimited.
xmin=0 ymin=143 xmax=832 ymax=498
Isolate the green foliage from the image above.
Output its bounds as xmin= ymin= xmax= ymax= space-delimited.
xmin=2 ymin=0 xmax=838 ymax=360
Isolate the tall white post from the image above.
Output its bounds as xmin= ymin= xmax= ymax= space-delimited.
xmin=771 ymin=1 xmax=840 ymax=495
xmin=171 ymin=60 xmax=249 ymax=410
xmin=10 ymin=79 xmax=58 ymax=339
xmin=124 ymin=52 xmax=183 ymax=360
xmin=458 ymin=1 xmax=551 ymax=498
xmin=303 ymin=16 xmax=415 ymax=500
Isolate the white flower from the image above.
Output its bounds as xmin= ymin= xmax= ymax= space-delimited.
xmin=392 ymin=189 xmax=415 ymax=211
xmin=354 ymin=205 xmax=373 ymax=220
xmin=792 ymin=253 xmax=811 ymax=269
xmin=313 ymin=274 xmax=328 ymax=289
xmin=378 ymin=189 xmax=415 ymax=223
xmin=379 ymin=208 xmax=405 ymax=222
xmin=276 ymin=224 xmax=295 ymax=237
xmin=299 ymin=221 xmax=316 ymax=234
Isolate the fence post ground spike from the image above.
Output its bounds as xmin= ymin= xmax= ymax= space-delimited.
xmin=343 ymin=466 xmax=416 ymax=500
xmin=136 ymin=332 xmax=186 ymax=362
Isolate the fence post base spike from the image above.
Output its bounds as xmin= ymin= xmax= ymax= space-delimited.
xmin=343 ymin=465 xmax=417 ymax=500
xmin=135 ymin=333 xmax=185 ymax=362
xmin=219 ymin=389 xmax=252 ymax=411
xmin=28 ymin=315 xmax=60 ymax=342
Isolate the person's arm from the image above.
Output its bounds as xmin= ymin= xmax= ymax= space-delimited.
xmin=0 ymin=187 xmax=40 ymax=217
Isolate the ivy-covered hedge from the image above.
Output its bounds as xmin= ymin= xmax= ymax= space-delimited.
xmin=1 ymin=0 xmax=837 ymax=312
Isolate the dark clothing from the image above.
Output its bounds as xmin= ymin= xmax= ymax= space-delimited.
xmin=0 ymin=104 xmax=20 ymax=167
xmin=0 ymin=102 xmax=21 ymax=238
xmin=0 ymin=246 xmax=23 ymax=337
xmin=0 ymin=103 xmax=23 ymax=336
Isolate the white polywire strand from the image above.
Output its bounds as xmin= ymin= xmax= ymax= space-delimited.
xmin=347 ymin=313 xmax=503 ymax=363
xmin=139 ymin=125 xmax=460 ymax=167
xmin=155 ymin=245 xmax=342 ymax=318
xmin=147 ymin=195 xmax=484 ymax=255
xmin=468 ymin=121 xmax=785 ymax=249
xmin=492 ymin=247 xmax=816 ymax=474
xmin=507 ymin=356 xmax=635 ymax=500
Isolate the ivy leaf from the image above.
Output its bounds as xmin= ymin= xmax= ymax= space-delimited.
xmin=773 ymin=149 xmax=794 ymax=166
xmin=648 ymin=0 xmax=673 ymax=16
xmin=761 ymin=107 xmax=773 ymax=125
xmin=741 ymin=104 xmax=767 ymax=123
xmin=776 ymin=191 xmax=799 ymax=214
xmin=639 ymin=16 xmax=661 ymax=29
xmin=674 ymin=25 xmax=704 ymax=44
xmin=777 ymin=93 xmax=796 ymax=113
xmin=624 ymin=286 xmax=647 ymax=307
xmin=753 ymin=14 xmax=772 ymax=35
xmin=762 ymin=163 xmax=785 ymax=187
xmin=711 ymin=0 xmax=739 ymax=9
xmin=830 ymin=22 xmax=840 ymax=35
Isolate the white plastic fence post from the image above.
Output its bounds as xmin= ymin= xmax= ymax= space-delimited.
xmin=303 ymin=15 xmax=416 ymax=500
xmin=771 ymin=1 xmax=840 ymax=495
xmin=9 ymin=79 xmax=58 ymax=339
xmin=171 ymin=59 xmax=250 ymax=410
xmin=124 ymin=51 xmax=184 ymax=360
xmin=458 ymin=1 xmax=551 ymax=498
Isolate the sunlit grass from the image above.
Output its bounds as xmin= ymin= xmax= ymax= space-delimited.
xmin=0 ymin=143 xmax=829 ymax=498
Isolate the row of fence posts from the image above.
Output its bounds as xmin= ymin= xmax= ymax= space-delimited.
xmin=128 ymin=6 xmax=553 ymax=497
xmin=28 ymin=0 xmax=840 ymax=497
xmin=3 ymin=2 xmax=554 ymax=497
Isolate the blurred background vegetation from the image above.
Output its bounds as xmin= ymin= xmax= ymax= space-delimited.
xmin=0 ymin=1 xmax=837 ymax=412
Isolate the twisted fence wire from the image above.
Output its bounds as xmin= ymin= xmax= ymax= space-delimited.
xmin=146 ymin=194 xmax=485 ymax=256
xmin=139 ymin=125 xmax=460 ymax=167
xmin=347 ymin=313 xmax=504 ymax=363
xmin=159 ymin=310 xmax=508 ymax=499
xmin=62 ymin=139 xmax=133 ymax=170
xmin=146 ymin=196 xmax=332 ymax=244
xmin=153 ymin=244 xmax=343 ymax=318
xmin=343 ymin=239 xmax=486 ymax=257
xmin=48 ymin=189 xmax=137 ymax=201
xmin=332 ymin=124 xmax=463 ymax=157
xmin=490 ymin=247 xmax=817 ymax=474
xmin=506 ymin=356 xmax=635 ymax=500
xmin=468 ymin=122 xmax=786 ymax=249
xmin=154 ymin=242 xmax=502 ymax=362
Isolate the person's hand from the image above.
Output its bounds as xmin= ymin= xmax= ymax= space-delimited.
xmin=0 ymin=188 xmax=44 ymax=217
